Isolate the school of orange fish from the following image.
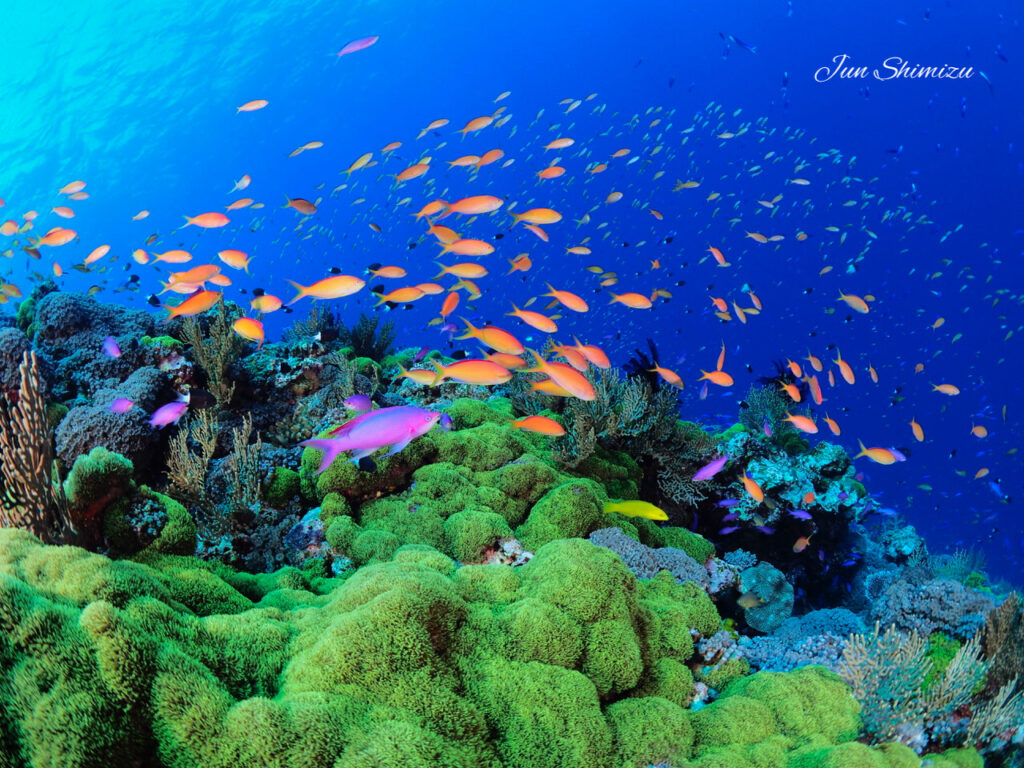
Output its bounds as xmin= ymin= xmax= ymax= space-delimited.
xmin=0 ymin=87 xmax=1013 ymax=508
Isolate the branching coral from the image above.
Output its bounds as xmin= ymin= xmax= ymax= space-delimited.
xmin=182 ymin=300 xmax=245 ymax=408
xmin=226 ymin=414 xmax=262 ymax=516
xmin=166 ymin=409 xmax=218 ymax=504
xmin=338 ymin=312 xmax=395 ymax=360
xmin=840 ymin=622 xmax=1024 ymax=753
xmin=981 ymin=593 xmax=1024 ymax=695
xmin=0 ymin=351 xmax=72 ymax=542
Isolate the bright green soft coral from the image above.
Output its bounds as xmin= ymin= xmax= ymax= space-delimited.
xmin=0 ymin=527 xmax=986 ymax=768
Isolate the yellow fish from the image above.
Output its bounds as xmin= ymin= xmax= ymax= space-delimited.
xmin=603 ymin=500 xmax=668 ymax=521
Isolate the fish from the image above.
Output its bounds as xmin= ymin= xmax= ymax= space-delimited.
xmin=102 ymin=337 xmax=121 ymax=358
xmin=854 ymin=440 xmax=898 ymax=465
xmin=431 ymin=359 xmax=513 ymax=386
xmin=336 ymin=36 xmax=379 ymax=57
xmin=237 ymin=100 xmax=268 ymax=112
xmin=183 ymin=212 xmax=229 ymax=228
xmin=300 ymin=406 xmax=442 ymax=474
xmin=344 ymin=394 xmax=373 ymax=414
xmin=232 ymin=317 xmax=264 ymax=347
xmin=108 ymin=398 xmax=135 ymax=413
xmin=693 ymin=455 xmax=729 ymax=481
xmin=149 ymin=401 xmax=188 ymax=428
xmin=509 ymin=415 xmax=566 ymax=436
xmin=163 ymin=290 xmax=222 ymax=320
xmin=603 ymin=500 xmax=668 ymax=521
xmin=287 ymin=275 xmax=365 ymax=303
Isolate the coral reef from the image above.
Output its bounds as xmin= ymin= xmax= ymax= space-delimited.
xmin=0 ymin=290 xmax=1012 ymax=766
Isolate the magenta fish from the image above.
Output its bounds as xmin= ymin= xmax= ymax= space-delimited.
xmin=762 ymin=419 xmax=773 ymax=438
xmin=109 ymin=398 xmax=135 ymax=413
xmin=102 ymin=336 xmax=121 ymax=358
xmin=344 ymin=394 xmax=373 ymax=414
xmin=336 ymin=35 xmax=379 ymax=57
xmin=693 ymin=454 xmax=729 ymax=481
xmin=301 ymin=405 xmax=442 ymax=474
xmin=149 ymin=401 xmax=188 ymax=428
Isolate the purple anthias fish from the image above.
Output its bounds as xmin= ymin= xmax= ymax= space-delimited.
xmin=109 ymin=398 xmax=135 ymax=413
xmin=102 ymin=336 xmax=121 ymax=358
xmin=412 ymin=347 xmax=430 ymax=363
xmin=149 ymin=401 xmax=188 ymax=428
xmin=719 ymin=526 xmax=740 ymax=535
xmin=301 ymin=405 xmax=443 ymax=475
xmin=344 ymin=394 xmax=373 ymax=414
xmin=789 ymin=509 xmax=813 ymax=520
xmin=693 ymin=455 xmax=729 ymax=481
xmin=762 ymin=419 xmax=773 ymax=438
xmin=336 ymin=35 xmax=378 ymax=57
xmin=716 ymin=498 xmax=741 ymax=507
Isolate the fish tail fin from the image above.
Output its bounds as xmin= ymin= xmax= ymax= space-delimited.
xmin=299 ymin=437 xmax=346 ymax=475
xmin=454 ymin=316 xmax=477 ymax=340
xmin=524 ymin=348 xmax=545 ymax=374
xmin=855 ymin=439 xmax=867 ymax=458
xmin=433 ymin=262 xmax=448 ymax=279
xmin=286 ymin=280 xmax=307 ymax=305
xmin=182 ymin=216 xmax=193 ymax=227
xmin=429 ymin=359 xmax=446 ymax=387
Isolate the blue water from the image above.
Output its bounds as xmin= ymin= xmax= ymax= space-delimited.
xmin=1 ymin=0 xmax=1021 ymax=583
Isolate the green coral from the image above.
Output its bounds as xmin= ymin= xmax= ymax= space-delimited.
xmin=63 ymin=446 xmax=134 ymax=522
xmin=263 ymin=467 xmax=300 ymax=507
xmin=140 ymin=335 xmax=185 ymax=351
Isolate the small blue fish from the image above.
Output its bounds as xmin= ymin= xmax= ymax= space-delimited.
xmin=789 ymin=509 xmax=813 ymax=520
xmin=717 ymin=498 xmax=741 ymax=507
xmin=719 ymin=526 xmax=740 ymax=535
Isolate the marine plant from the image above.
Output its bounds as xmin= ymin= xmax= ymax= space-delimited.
xmin=0 ymin=351 xmax=72 ymax=543
xmin=839 ymin=621 xmax=1024 ymax=754
xmin=181 ymin=300 xmax=245 ymax=408
xmin=337 ymin=311 xmax=396 ymax=360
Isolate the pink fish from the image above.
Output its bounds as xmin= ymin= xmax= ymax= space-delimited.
xmin=149 ymin=401 xmax=188 ymax=428
xmin=109 ymin=398 xmax=135 ymax=413
xmin=693 ymin=454 xmax=729 ymax=481
xmin=102 ymin=336 xmax=121 ymax=358
xmin=301 ymin=405 xmax=442 ymax=474
xmin=344 ymin=393 xmax=373 ymax=414
xmin=336 ymin=35 xmax=379 ymax=57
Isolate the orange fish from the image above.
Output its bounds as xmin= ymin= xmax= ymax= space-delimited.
xmin=52 ymin=206 xmax=74 ymax=219
xmin=446 ymin=195 xmax=503 ymax=216
xmin=84 ymin=245 xmax=110 ymax=265
xmin=218 ymin=249 xmax=251 ymax=272
xmin=439 ymin=292 xmax=460 ymax=318
xmin=805 ymin=351 xmax=823 ymax=372
xmin=741 ymin=473 xmax=764 ymax=503
xmin=59 ymin=180 xmax=86 ymax=195
xmin=854 ymin=440 xmax=897 ymax=465
xmin=476 ymin=149 xmax=505 ymax=167
xmin=838 ymin=291 xmax=870 ymax=314
xmin=544 ymin=283 xmax=588 ymax=312
xmin=834 ymin=350 xmax=855 ymax=385
xmin=506 ymin=253 xmax=532 ymax=274
xmin=456 ymin=320 xmax=524 ymax=355
xmin=512 ymin=207 xmax=562 ymax=226
xmin=163 ymin=290 xmax=222 ymax=320
xmin=544 ymin=138 xmax=574 ymax=150
xmin=375 ymin=286 xmax=426 ymax=304
xmin=526 ymin=350 xmax=595 ymax=401
xmin=435 ymin=262 xmax=487 ymax=279
xmin=431 ymin=358 xmax=511 ymax=386
xmin=707 ymin=246 xmax=729 ymax=267
xmin=537 ymin=166 xmax=566 ymax=180
xmin=806 ymin=375 xmax=824 ymax=405
xmin=171 ymin=265 xmax=220 ymax=284
xmin=226 ymin=198 xmax=254 ymax=211
xmin=572 ymin=338 xmax=611 ymax=369
xmin=439 ymin=238 xmax=494 ymax=257
xmin=284 ymin=198 xmax=317 ymax=215
xmin=184 ymin=212 xmax=229 ymax=228
xmin=610 ymin=292 xmax=653 ymax=309
xmin=237 ymin=99 xmax=268 ymax=112
xmin=931 ymin=383 xmax=960 ymax=396
xmin=458 ymin=116 xmax=494 ymax=135
xmin=232 ymin=317 xmax=264 ymax=347
xmin=823 ymin=414 xmax=841 ymax=436
xmin=784 ymin=413 xmax=818 ymax=434
xmin=780 ymin=382 xmax=802 ymax=403
xmin=368 ymin=265 xmax=407 ymax=279
xmin=506 ymin=304 xmax=557 ymax=333
xmin=509 ymin=415 xmax=565 ymax=436
xmin=650 ymin=365 xmax=684 ymax=389
xmin=251 ymin=294 xmax=283 ymax=313
xmin=523 ymin=224 xmax=549 ymax=242
xmin=414 ymin=200 xmax=447 ymax=220
xmin=35 ymin=228 xmax=77 ymax=247
xmin=793 ymin=535 xmax=813 ymax=554
xmin=484 ymin=351 xmax=528 ymax=370
xmin=699 ymin=369 xmax=733 ymax=387
xmin=153 ymin=250 xmax=193 ymax=264
xmin=287 ymin=275 xmax=365 ymax=303
xmin=909 ymin=419 xmax=925 ymax=442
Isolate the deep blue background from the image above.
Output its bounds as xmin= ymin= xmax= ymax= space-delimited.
xmin=0 ymin=0 xmax=1021 ymax=583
